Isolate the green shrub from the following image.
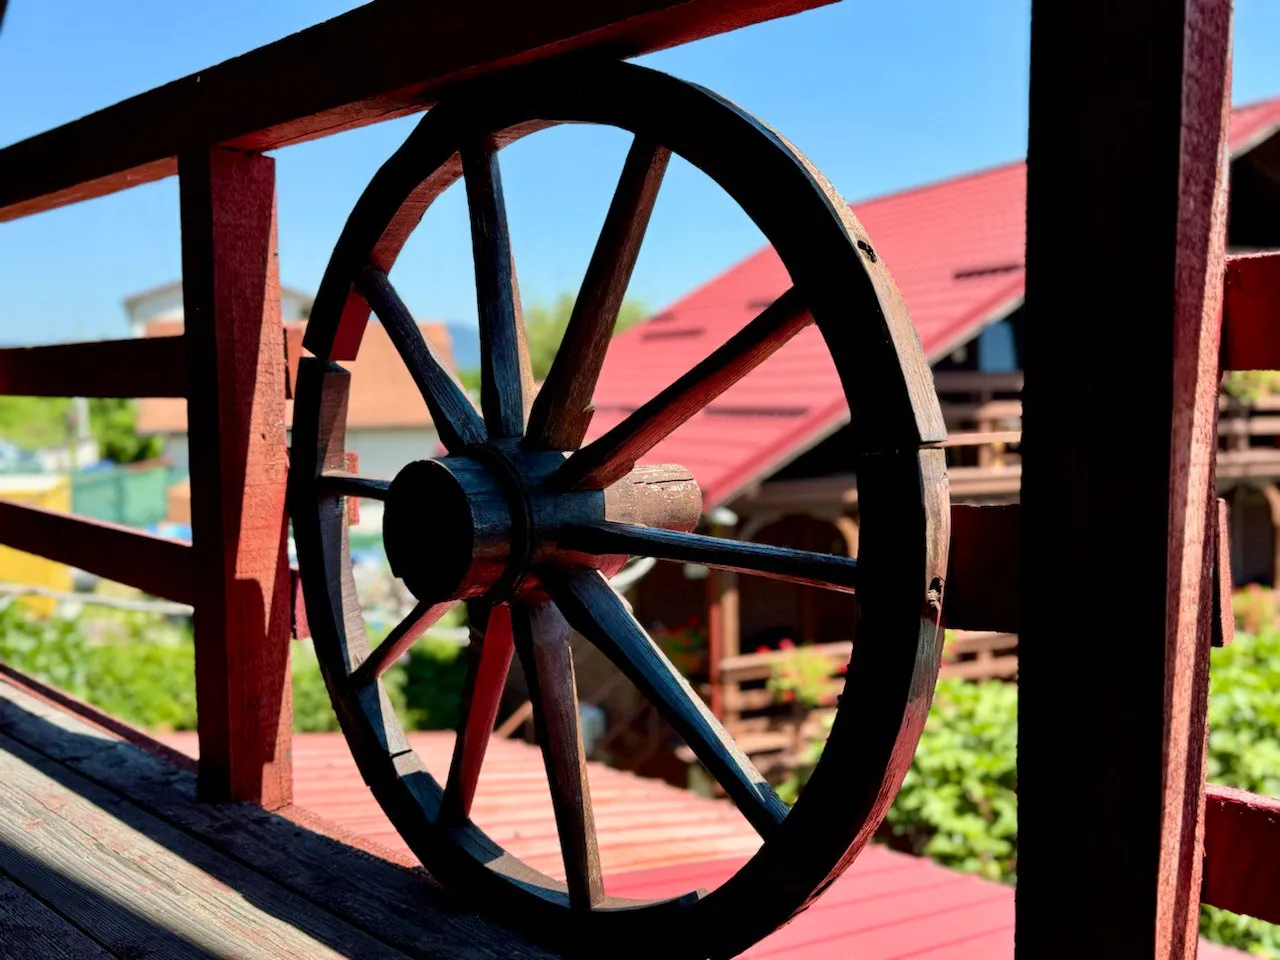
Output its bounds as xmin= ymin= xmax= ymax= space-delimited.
xmin=781 ymin=620 xmax=1280 ymax=956
xmin=883 ymin=676 xmax=1018 ymax=882
xmin=0 ymin=601 xmax=198 ymax=730
xmin=0 ymin=601 xmax=470 ymax=735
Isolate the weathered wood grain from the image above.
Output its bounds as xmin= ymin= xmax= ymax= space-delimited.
xmin=526 ymin=138 xmax=670 ymax=450
xmin=546 ymin=287 xmax=811 ymax=491
xmin=511 ymin=601 xmax=605 ymax=909
xmin=180 ymin=148 xmax=293 ymax=807
xmin=357 ymin=267 xmax=486 ymax=451
xmin=0 ymin=874 xmax=117 ymax=960
xmin=0 ymin=676 xmax=555 ymax=960
xmin=354 ymin=599 xmax=457 ymax=684
xmin=0 ymin=499 xmax=194 ymax=603
xmin=549 ymin=569 xmax=787 ymax=839
xmin=1017 ymin=1 xmax=1232 ymax=956
xmin=0 ymin=336 xmax=187 ymax=398
xmin=0 ymin=0 xmax=835 ymax=223
xmin=1202 ymin=784 xmax=1280 ymax=924
xmin=556 ymin=520 xmax=858 ymax=592
xmin=0 ymin=731 xmax=407 ymax=959
xmin=441 ymin=603 xmax=517 ymax=823
xmin=463 ymin=142 xmax=534 ymax=438
xmin=317 ymin=470 xmax=392 ymax=500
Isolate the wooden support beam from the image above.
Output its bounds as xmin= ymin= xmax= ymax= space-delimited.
xmin=944 ymin=504 xmax=1020 ymax=633
xmin=0 ymin=0 xmax=833 ymax=223
xmin=1221 ymin=252 xmax=1280 ymax=370
xmin=0 ymin=499 xmax=193 ymax=604
xmin=181 ymin=148 xmax=292 ymax=808
xmin=1202 ymin=784 xmax=1280 ymax=924
xmin=1018 ymin=1 xmax=1232 ymax=956
xmin=0 ymin=337 xmax=187 ymax=398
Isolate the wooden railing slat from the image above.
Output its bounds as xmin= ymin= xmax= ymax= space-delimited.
xmin=181 ymin=148 xmax=292 ymax=809
xmin=1202 ymin=784 xmax=1280 ymax=924
xmin=1222 ymin=251 xmax=1280 ymax=371
xmin=0 ymin=499 xmax=193 ymax=604
xmin=0 ymin=0 xmax=833 ymax=223
xmin=0 ymin=337 xmax=186 ymax=398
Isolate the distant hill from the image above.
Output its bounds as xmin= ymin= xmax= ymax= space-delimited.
xmin=447 ymin=324 xmax=480 ymax=372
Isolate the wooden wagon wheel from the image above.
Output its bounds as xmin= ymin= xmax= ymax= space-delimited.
xmin=290 ymin=61 xmax=950 ymax=960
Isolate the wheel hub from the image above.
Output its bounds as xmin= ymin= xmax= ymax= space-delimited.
xmin=382 ymin=447 xmax=702 ymax=605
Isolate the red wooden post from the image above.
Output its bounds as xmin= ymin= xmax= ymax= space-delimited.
xmin=180 ymin=148 xmax=293 ymax=808
xmin=1018 ymin=1 xmax=1232 ymax=957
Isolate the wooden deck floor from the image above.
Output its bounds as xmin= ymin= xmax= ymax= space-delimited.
xmin=0 ymin=670 xmax=553 ymax=960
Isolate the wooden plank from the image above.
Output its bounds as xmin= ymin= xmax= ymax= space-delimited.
xmin=0 ymin=498 xmax=193 ymax=603
xmin=1221 ymin=251 xmax=1280 ymax=370
xmin=0 ymin=0 xmax=834 ymax=223
xmin=944 ymin=504 xmax=1020 ymax=633
xmin=1202 ymin=784 xmax=1280 ymax=924
xmin=180 ymin=148 xmax=292 ymax=807
xmin=0 ymin=731 xmax=409 ymax=959
xmin=0 ymin=874 xmax=117 ymax=960
xmin=1017 ymin=1 xmax=1231 ymax=956
xmin=0 ymin=336 xmax=186 ymax=398
xmin=0 ymin=663 xmax=197 ymax=773
xmin=0 ymin=677 xmax=555 ymax=960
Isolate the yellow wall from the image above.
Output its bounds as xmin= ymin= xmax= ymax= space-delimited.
xmin=0 ymin=475 xmax=72 ymax=616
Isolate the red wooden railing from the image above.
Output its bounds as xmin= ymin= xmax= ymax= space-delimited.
xmin=0 ymin=1 xmax=1277 ymax=953
xmin=0 ymin=0 xmax=830 ymax=808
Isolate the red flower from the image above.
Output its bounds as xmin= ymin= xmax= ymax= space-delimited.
xmin=755 ymin=645 xmax=770 ymax=654
xmin=779 ymin=638 xmax=795 ymax=650
xmin=782 ymin=690 xmax=796 ymax=703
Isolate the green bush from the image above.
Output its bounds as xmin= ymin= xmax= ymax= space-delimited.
xmin=0 ymin=601 xmax=470 ymax=735
xmin=781 ymin=622 xmax=1280 ymax=956
xmin=883 ymin=676 xmax=1018 ymax=882
xmin=0 ymin=601 xmax=198 ymax=730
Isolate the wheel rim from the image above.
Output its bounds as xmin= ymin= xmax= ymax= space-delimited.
xmin=290 ymin=60 xmax=950 ymax=959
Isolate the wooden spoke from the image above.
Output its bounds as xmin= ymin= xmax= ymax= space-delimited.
xmin=463 ymin=141 xmax=535 ymax=439
xmin=440 ymin=602 xmax=516 ymax=824
xmin=356 ymin=266 xmax=486 ymax=451
xmin=316 ymin=471 xmax=392 ymax=500
xmin=352 ymin=599 xmax=456 ymax=684
xmin=511 ymin=600 xmax=605 ymax=910
xmin=525 ymin=138 xmax=670 ymax=451
xmin=556 ymin=521 xmax=858 ymax=592
xmin=547 ymin=569 xmax=788 ymax=839
xmin=545 ymin=286 xmax=810 ymax=491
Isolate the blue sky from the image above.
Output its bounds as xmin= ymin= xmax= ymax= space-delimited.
xmin=2 ymin=1 xmax=1279 ymax=345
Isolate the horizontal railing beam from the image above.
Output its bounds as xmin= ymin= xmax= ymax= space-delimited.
xmin=0 ymin=336 xmax=187 ymax=397
xmin=1202 ymin=784 xmax=1280 ymax=924
xmin=1222 ymin=251 xmax=1280 ymax=370
xmin=0 ymin=0 xmax=833 ymax=222
xmin=0 ymin=499 xmax=193 ymax=604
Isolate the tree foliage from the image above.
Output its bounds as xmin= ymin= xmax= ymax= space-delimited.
xmin=0 ymin=396 xmax=161 ymax=464
xmin=458 ymin=293 xmax=649 ymax=390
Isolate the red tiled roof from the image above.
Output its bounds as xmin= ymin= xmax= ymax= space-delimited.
xmin=588 ymin=97 xmax=1280 ymax=508
xmin=160 ymin=731 xmax=1250 ymax=959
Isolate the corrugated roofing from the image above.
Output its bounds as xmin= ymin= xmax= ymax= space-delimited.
xmin=587 ymin=97 xmax=1280 ymax=508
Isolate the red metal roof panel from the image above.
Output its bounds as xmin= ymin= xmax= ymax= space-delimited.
xmin=590 ymin=98 xmax=1280 ymax=507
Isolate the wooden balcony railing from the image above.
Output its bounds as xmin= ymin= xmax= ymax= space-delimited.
xmin=0 ymin=0 xmax=830 ymax=809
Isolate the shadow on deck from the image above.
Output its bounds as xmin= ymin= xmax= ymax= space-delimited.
xmin=0 ymin=671 xmax=553 ymax=959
